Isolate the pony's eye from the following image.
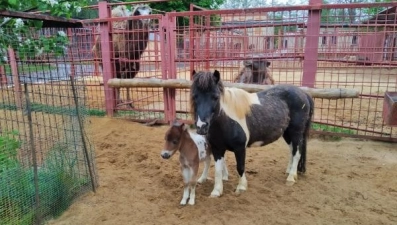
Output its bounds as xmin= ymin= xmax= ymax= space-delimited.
xmin=172 ymin=140 xmax=178 ymax=145
xmin=212 ymin=95 xmax=219 ymax=101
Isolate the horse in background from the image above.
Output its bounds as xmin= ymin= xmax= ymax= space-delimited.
xmin=160 ymin=120 xmax=229 ymax=205
xmin=190 ymin=70 xmax=314 ymax=197
xmin=234 ymin=59 xmax=275 ymax=85
xmin=92 ymin=4 xmax=152 ymax=108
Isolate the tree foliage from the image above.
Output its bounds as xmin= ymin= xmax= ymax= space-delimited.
xmin=0 ymin=0 xmax=90 ymax=64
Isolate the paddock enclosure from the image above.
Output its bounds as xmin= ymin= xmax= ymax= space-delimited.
xmin=48 ymin=117 xmax=397 ymax=225
xmin=0 ymin=1 xmax=397 ymax=224
xmin=78 ymin=1 xmax=397 ymax=141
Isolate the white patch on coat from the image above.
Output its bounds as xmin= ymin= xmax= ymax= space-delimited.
xmin=220 ymin=88 xmax=261 ymax=147
xmin=188 ymin=131 xmax=208 ymax=161
xmin=196 ymin=116 xmax=206 ymax=128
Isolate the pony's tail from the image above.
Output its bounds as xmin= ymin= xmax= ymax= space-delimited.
xmin=298 ymin=93 xmax=314 ymax=174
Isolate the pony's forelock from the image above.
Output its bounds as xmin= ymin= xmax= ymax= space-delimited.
xmin=190 ymin=71 xmax=224 ymax=118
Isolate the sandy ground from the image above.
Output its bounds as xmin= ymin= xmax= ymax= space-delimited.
xmin=47 ymin=117 xmax=397 ymax=225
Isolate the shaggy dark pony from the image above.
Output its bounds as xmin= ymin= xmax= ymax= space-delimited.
xmin=234 ymin=59 xmax=275 ymax=85
xmin=190 ymin=70 xmax=314 ymax=197
xmin=93 ymin=4 xmax=152 ymax=108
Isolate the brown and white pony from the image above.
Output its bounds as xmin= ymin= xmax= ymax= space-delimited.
xmin=160 ymin=120 xmax=228 ymax=205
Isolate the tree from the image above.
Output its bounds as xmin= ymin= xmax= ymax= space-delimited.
xmin=0 ymin=0 xmax=89 ymax=64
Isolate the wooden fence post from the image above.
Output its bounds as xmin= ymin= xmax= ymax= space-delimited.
xmin=8 ymin=48 xmax=22 ymax=109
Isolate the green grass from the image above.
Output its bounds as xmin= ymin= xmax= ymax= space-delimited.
xmin=3 ymin=64 xmax=57 ymax=74
xmin=0 ymin=141 xmax=91 ymax=225
xmin=311 ymin=123 xmax=356 ymax=141
xmin=0 ymin=103 xmax=106 ymax=117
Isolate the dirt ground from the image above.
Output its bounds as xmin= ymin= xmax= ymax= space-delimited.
xmin=47 ymin=117 xmax=397 ymax=225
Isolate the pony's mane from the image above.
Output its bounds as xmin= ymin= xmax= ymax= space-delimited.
xmin=220 ymin=87 xmax=253 ymax=119
xmin=192 ymin=71 xmax=224 ymax=92
xmin=190 ymin=71 xmax=254 ymax=120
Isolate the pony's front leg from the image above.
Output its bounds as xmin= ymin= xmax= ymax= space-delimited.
xmin=197 ymin=156 xmax=211 ymax=183
xmin=234 ymin=149 xmax=247 ymax=194
xmin=286 ymin=141 xmax=302 ymax=186
xmin=180 ymin=166 xmax=191 ymax=205
xmin=222 ymin=156 xmax=229 ymax=181
xmin=210 ymin=152 xmax=226 ymax=198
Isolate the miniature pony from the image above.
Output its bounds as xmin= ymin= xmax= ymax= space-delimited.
xmin=160 ymin=120 xmax=228 ymax=205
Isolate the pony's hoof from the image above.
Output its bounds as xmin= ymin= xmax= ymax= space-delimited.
xmin=235 ymin=186 xmax=247 ymax=195
xmin=197 ymin=178 xmax=206 ymax=184
xmin=188 ymin=199 xmax=195 ymax=205
xmin=180 ymin=199 xmax=188 ymax=205
xmin=210 ymin=190 xmax=221 ymax=198
xmin=286 ymin=180 xmax=296 ymax=186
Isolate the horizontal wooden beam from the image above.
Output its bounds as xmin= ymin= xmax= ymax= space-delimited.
xmin=0 ymin=10 xmax=83 ymax=28
xmin=107 ymin=78 xmax=360 ymax=99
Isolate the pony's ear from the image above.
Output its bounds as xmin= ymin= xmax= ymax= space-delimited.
xmin=213 ymin=70 xmax=220 ymax=83
xmin=192 ymin=70 xmax=196 ymax=77
xmin=172 ymin=119 xmax=180 ymax=126
xmin=266 ymin=61 xmax=271 ymax=67
xmin=181 ymin=123 xmax=188 ymax=131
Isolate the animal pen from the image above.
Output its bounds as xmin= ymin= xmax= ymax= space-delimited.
xmin=80 ymin=1 xmax=397 ymax=142
xmin=1 ymin=0 xmax=397 ymax=224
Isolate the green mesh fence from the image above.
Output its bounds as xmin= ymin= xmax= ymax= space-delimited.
xmin=0 ymin=27 xmax=98 ymax=225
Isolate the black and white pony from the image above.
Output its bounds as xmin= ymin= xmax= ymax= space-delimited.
xmin=190 ymin=70 xmax=314 ymax=197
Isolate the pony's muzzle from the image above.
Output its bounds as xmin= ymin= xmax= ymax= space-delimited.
xmin=161 ymin=150 xmax=173 ymax=159
xmin=196 ymin=125 xmax=209 ymax=135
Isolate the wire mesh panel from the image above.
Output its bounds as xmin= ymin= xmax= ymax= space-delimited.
xmin=311 ymin=4 xmax=397 ymax=140
xmin=167 ymin=2 xmax=397 ymax=141
xmin=170 ymin=7 xmax=310 ymax=122
xmin=0 ymin=26 xmax=97 ymax=224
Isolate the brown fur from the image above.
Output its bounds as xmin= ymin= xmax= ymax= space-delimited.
xmin=161 ymin=120 xmax=213 ymax=205
xmin=234 ymin=59 xmax=275 ymax=85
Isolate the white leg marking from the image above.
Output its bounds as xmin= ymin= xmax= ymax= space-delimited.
xmin=235 ymin=172 xmax=247 ymax=193
xmin=180 ymin=167 xmax=190 ymax=205
xmin=188 ymin=184 xmax=196 ymax=205
xmin=198 ymin=156 xmax=211 ymax=183
xmin=210 ymin=158 xmax=224 ymax=197
xmin=286 ymin=143 xmax=293 ymax=174
xmin=286 ymin=146 xmax=301 ymax=186
xmin=222 ymin=157 xmax=229 ymax=181
xmin=196 ymin=116 xmax=206 ymax=128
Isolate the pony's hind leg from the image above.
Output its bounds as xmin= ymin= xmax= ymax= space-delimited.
xmin=188 ymin=164 xmax=199 ymax=205
xmin=283 ymin=133 xmax=293 ymax=174
xmin=234 ymin=149 xmax=247 ymax=194
xmin=197 ymin=156 xmax=211 ymax=183
xmin=286 ymin=139 xmax=303 ymax=186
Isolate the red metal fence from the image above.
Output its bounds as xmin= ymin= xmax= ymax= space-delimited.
xmin=3 ymin=1 xmax=395 ymax=141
